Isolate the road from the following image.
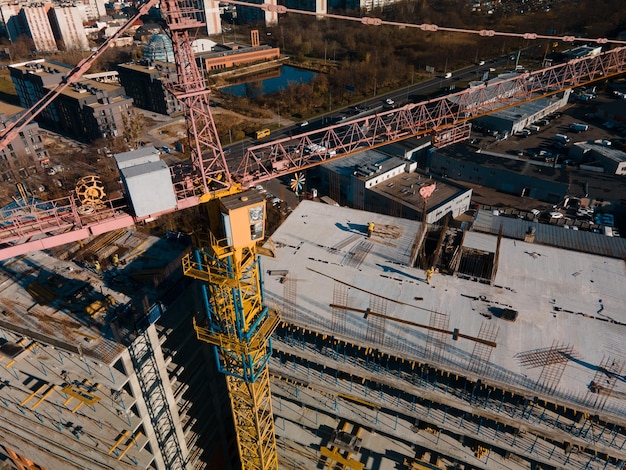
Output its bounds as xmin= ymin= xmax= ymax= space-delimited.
xmin=224 ymin=57 xmax=511 ymax=156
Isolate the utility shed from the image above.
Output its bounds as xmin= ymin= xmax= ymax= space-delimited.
xmin=119 ymin=160 xmax=176 ymax=218
xmin=114 ymin=146 xmax=161 ymax=169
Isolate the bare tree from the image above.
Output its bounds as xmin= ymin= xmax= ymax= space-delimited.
xmin=121 ymin=109 xmax=145 ymax=150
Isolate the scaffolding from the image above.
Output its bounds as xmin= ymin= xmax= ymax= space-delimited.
xmin=127 ymin=322 xmax=187 ymax=470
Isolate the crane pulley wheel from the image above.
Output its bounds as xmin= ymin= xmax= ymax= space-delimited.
xmin=75 ymin=175 xmax=106 ymax=208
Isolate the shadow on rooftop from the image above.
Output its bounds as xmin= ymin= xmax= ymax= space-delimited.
xmin=335 ymin=222 xmax=368 ymax=235
xmin=377 ymin=263 xmax=426 ymax=283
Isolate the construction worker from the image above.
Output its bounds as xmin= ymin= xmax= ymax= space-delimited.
xmin=94 ymin=260 xmax=101 ymax=272
xmin=426 ymin=266 xmax=434 ymax=284
xmin=367 ymin=222 xmax=375 ymax=238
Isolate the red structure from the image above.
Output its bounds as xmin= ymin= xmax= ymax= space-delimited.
xmin=0 ymin=0 xmax=625 ymax=260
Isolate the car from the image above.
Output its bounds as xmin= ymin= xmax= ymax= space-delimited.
xmin=549 ymin=211 xmax=564 ymax=219
xmin=477 ymin=60 xmax=485 ymax=66
xmin=271 ymin=197 xmax=281 ymax=206
xmin=385 ymin=98 xmax=395 ymax=106
xmin=299 ymin=121 xmax=309 ymax=127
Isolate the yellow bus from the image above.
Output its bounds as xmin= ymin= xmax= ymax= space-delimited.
xmin=255 ymin=128 xmax=271 ymax=139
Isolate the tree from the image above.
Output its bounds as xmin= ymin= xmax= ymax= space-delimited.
xmin=121 ymin=109 xmax=145 ymax=150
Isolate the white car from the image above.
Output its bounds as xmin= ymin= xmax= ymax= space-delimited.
xmin=385 ymin=98 xmax=395 ymax=106
xmin=549 ymin=212 xmax=564 ymax=219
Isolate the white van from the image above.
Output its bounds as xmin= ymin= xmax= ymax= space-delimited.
xmin=444 ymin=72 xmax=452 ymax=79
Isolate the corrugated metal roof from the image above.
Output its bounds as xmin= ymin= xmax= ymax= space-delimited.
xmin=472 ymin=210 xmax=626 ymax=259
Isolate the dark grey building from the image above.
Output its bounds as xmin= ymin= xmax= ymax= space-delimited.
xmin=53 ymin=79 xmax=133 ymax=142
xmin=117 ymin=61 xmax=182 ymax=116
xmin=9 ymin=59 xmax=70 ymax=126
xmin=0 ymin=102 xmax=50 ymax=180
xmin=428 ymin=146 xmax=569 ymax=203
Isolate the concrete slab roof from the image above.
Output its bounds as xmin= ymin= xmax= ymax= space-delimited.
xmin=262 ymin=201 xmax=626 ymax=419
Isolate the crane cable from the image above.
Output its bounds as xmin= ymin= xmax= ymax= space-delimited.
xmin=223 ymin=0 xmax=626 ymax=46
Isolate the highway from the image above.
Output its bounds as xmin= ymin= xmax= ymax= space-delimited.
xmin=224 ymin=57 xmax=511 ymax=156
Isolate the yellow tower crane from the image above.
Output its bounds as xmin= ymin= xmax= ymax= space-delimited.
xmin=182 ymin=190 xmax=280 ymax=470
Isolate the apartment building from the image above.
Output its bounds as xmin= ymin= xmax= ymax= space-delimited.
xmin=9 ymin=59 xmax=70 ymax=125
xmin=53 ymin=79 xmax=133 ymax=141
xmin=20 ymin=4 xmax=57 ymax=52
xmin=49 ymin=6 xmax=89 ymax=51
xmin=117 ymin=61 xmax=183 ymax=116
xmin=0 ymin=102 xmax=49 ymax=180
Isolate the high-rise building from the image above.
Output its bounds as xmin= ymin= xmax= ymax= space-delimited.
xmin=203 ymin=0 xmax=221 ymax=35
xmin=0 ymin=4 xmax=22 ymax=42
xmin=19 ymin=5 xmax=57 ymax=52
xmin=260 ymin=200 xmax=626 ymax=469
xmin=236 ymin=0 xmax=278 ymax=26
xmin=49 ymin=6 xmax=89 ymax=51
xmin=0 ymin=228 xmax=238 ymax=470
xmin=80 ymin=0 xmax=107 ymax=20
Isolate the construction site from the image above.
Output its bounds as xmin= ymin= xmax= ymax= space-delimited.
xmin=0 ymin=193 xmax=626 ymax=469
xmin=0 ymin=0 xmax=625 ymax=469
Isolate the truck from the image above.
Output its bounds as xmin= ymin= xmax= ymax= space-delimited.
xmin=569 ymin=123 xmax=589 ymax=132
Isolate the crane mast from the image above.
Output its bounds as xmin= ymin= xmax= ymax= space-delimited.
xmin=161 ymin=0 xmax=234 ymax=198
xmin=182 ymin=192 xmax=280 ymax=470
xmin=160 ymin=1 xmax=280 ymax=468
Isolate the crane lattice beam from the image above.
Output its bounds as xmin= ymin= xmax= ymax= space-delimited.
xmin=0 ymin=47 xmax=625 ymax=260
xmin=234 ymin=46 xmax=626 ymax=184
xmin=162 ymin=0 xmax=233 ymax=197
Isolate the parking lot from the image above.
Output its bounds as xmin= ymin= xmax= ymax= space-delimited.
xmin=472 ymin=93 xmax=620 ymax=161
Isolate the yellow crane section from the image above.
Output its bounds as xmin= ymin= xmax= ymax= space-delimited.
xmin=183 ymin=190 xmax=280 ymax=470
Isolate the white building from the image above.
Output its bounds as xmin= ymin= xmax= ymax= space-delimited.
xmin=0 ymin=4 xmax=21 ymax=41
xmin=49 ymin=6 xmax=89 ymax=51
xmin=20 ymin=5 xmax=57 ymax=52
xmin=80 ymin=0 xmax=107 ymax=20
xmin=571 ymin=141 xmax=626 ymax=175
xmin=320 ymin=147 xmax=472 ymax=224
xmin=203 ymin=0 xmax=221 ymax=35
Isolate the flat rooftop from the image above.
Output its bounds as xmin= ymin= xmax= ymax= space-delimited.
xmin=484 ymin=92 xmax=567 ymax=123
xmin=0 ymin=229 xmax=184 ymax=365
xmin=263 ymin=201 xmax=626 ymax=420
